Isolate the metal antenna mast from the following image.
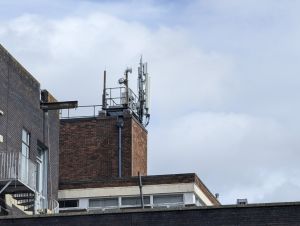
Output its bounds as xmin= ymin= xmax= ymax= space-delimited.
xmin=101 ymin=57 xmax=150 ymax=127
xmin=137 ymin=56 xmax=150 ymax=126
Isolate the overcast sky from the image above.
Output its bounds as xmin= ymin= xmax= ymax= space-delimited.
xmin=1 ymin=0 xmax=300 ymax=204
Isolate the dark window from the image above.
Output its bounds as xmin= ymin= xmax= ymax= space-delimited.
xmin=59 ymin=200 xmax=79 ymax=208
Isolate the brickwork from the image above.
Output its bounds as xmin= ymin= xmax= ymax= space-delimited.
xmin=59 ymin=115 xmax=147 ymax=184
xmin=132 ymin=118 xmax=147 ymax=176
xmin=1 ymin=202 xmax=300 ymax=226
xmin=0 ymin=44 xmax=60 ymax=200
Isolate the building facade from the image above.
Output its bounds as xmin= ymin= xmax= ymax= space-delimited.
xmin=0 ymin=44 xmax=60 ymax=215
xmin=0 ymin=44 xmax=219 ymax=216
xmin=57 ymin=62 xmax=220 ymax=212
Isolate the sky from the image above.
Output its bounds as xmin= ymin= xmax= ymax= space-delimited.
xmin=1 ymin=0 xmax=300 ymax=204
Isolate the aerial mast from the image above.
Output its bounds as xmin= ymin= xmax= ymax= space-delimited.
xmin=137 ymin=56 xmax=150 ymax=126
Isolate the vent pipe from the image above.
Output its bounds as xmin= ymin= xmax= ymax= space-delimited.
xmin=102 ymin=70 xmax=107 ymax=109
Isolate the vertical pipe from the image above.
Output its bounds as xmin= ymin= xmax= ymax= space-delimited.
xmin=118 ymin=125 xmax=121 ymax=177
xmin=138 ymin=172 xmax=144 ymax=208
xmin=117 ymin=117 xmax=124 ymax=178
xmin=102 ymin=70 xmax=107 ymax=109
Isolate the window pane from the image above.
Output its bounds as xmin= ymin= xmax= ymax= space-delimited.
xmin=59 ymin=200 xmax=79 ymax=208
xmin=22 ymin=130 xmax=27 ymax=143
xmin=195 ymin=197 xmax=203 ymax=206
xmin=122 ymin=196 xmax=150 ymax=206
xmin=153 ymin=194 xmax=183 ymax=204
xmin=22 ymin=129 xmax=29 ymax=145
xmin=21 ymin=143 xmax=29 ymax=157
xmin=89 ymin=198 xmax=118 ymax=208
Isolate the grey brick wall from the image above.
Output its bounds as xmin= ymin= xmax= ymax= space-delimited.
xmin=0 ymin=44 xmax=59 ymax=201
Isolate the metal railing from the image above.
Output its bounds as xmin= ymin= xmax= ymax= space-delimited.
xmin=0 ymin=151 xmax=36 ymax=191
xmin=104 ymin=87 xmax=138 ymax=112
xmin=59 ymin=105 xmax=102 ymax=119
xmin=59 ymin=87 xmax=139 ymax=119
xmin=0 ymin=152 xmax=18 ymax=180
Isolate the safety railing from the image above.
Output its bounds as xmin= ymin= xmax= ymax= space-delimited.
xmin=0 ymin=151 xmax=36 ymax=191
xmin=104 ymin=87 xmax=138 ymax=111
xmin=0 ymin=151 xmax=18 ymax=180
xmin=59 ymin=105 xmax=102 ymax=119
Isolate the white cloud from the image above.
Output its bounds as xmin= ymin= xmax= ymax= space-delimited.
xmin=149 ymin=111 xmax=300 ymax=203
xmin=0 ymin=11 xmax=236 ymax=116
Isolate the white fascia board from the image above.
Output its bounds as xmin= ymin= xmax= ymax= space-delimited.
xmin=59 ymin=183 xmax=195 ymax=199
xmin=193 ymin=184 xmax=214 ymax=206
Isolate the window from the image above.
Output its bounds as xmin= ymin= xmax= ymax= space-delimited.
xmin=195 ymin=196 xmax=204 ymax=206
xmin=89 ymin=198 xmax=118 ymax=208
xmin=121 ymin=196 xmax=150 ymax=206
xmin=21 ymin=129 xmax=30 ymax=158
xmin=20 ymin=129 xmax=30 ymax=183
xmin=153 ymin=194 xmax=184 ymax=205
xmin=59 ymin=200 xmax=79 ymax=208
xmin=36 ymin=142 xmax=48 ymax=210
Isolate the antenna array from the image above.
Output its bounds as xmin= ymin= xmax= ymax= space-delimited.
xmin=102 ymin=57 xmax=150 ymax=127
xmin=137 ymin=57 xmax=150 ymax=126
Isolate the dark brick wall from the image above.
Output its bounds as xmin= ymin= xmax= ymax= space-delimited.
xmin=0 ymin=44 xmax=59 ymax=200
xmin=1 ymin=202 xmax=300 ymax=226
xmin=59 ymin=115 xmax=147 ymax=184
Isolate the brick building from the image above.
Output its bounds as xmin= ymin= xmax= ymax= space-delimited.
xmin=0 ymin=44 xmax=219 ymax=216
xmin=57 ymin=60 xmax=220 ymax=211
xmin=59 ymin=115 xmax=147 ymax=180
xmin=0 ymin=44 xmax=61 ymax=214
xmin=2 ymin=44 xmax=299 ymax=225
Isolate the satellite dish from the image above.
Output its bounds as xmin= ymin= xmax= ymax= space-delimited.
xmin=118 ymin=78 xmax=125 ymax=84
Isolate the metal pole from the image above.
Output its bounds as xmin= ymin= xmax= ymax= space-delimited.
xmin=118 ymin=126 xmax=121 ymax=177
xmin=102 ymin=70 xmax=107 ymax=109
xmin=125 ymin=71 xmax=129 ymax=107
xmin=138 ymin=172 xmax=144 ymax=208
xmin=0 ymin=181 xmax=12 ymax=195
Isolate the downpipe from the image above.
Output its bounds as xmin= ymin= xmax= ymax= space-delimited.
xmin=117 ymin=117 xmax=124 ymax=178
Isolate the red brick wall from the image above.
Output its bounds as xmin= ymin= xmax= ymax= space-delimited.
xmin=132 ymin=118 xmax=147 ymax=176
xmin=59 ymin=115 xmax=147 ymax=184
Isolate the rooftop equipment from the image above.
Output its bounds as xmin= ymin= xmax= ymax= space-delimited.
xmin=237 ymin=199 xmax=248 ymax=205
xmin=102 ymin=57 xmax=151 ymax=127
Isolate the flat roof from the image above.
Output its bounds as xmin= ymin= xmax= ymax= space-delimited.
xmin=59 ymin=173 xmax=220 ymax=205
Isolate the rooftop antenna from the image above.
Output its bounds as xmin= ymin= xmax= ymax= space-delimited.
xmin=102 ymin=70 xmax=107 ymax=110
xmin=137 ymin=56 xmax=150 ymax=126
xmin=102 ymin=57 xmax=150 ymax=127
